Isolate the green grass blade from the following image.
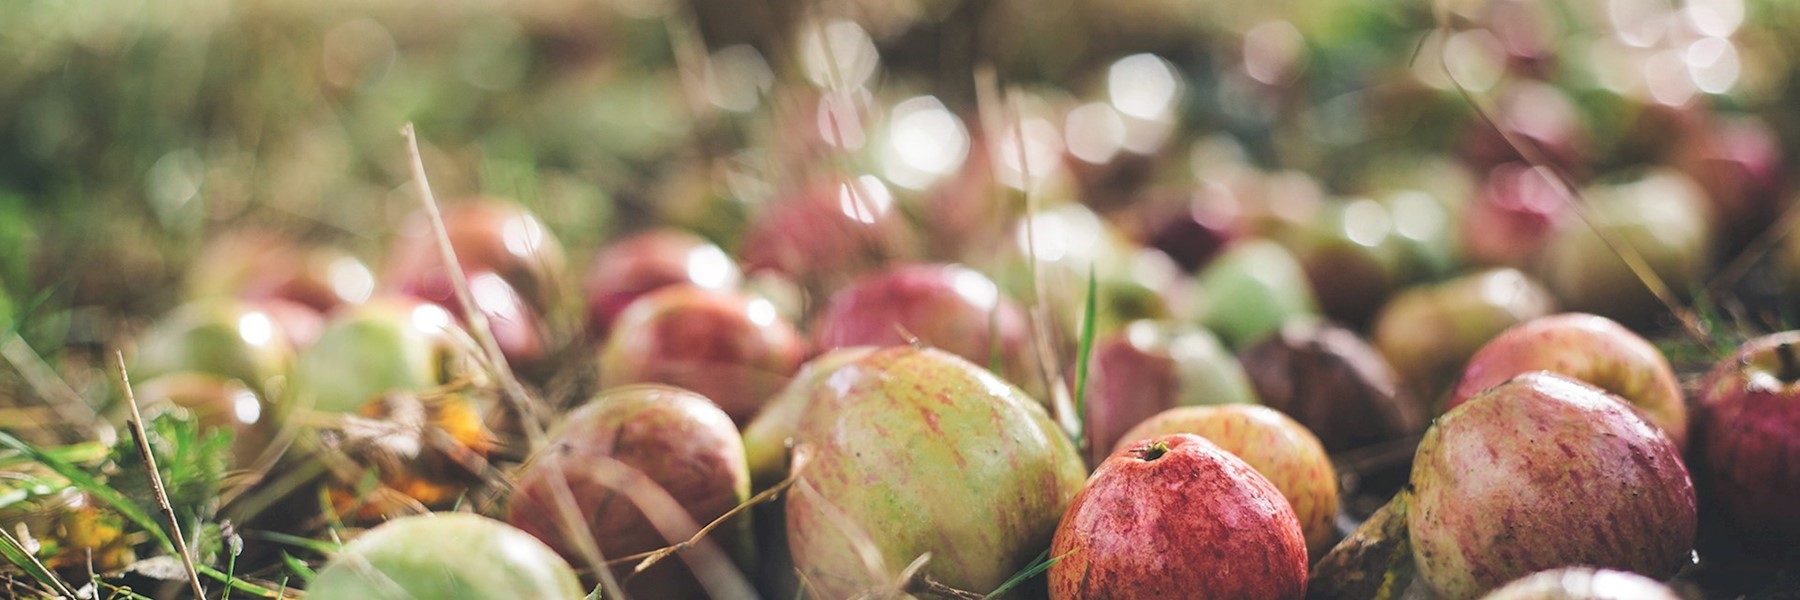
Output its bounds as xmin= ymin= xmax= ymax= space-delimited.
xmin=0 ymin=431 xmax=172 ymax=551
xmin=983 ymin=548 xmax=1068 ymax=600
xmin=0 ymin=523 xmax=77 ymax=598
xmin=1070 ymin=264 xmax=1099 ymax=448
xmin=199 ymin=564 xmax=291 ymax=598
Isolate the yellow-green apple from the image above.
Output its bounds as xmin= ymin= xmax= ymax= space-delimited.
xmin=507 ymin=385 xmax=750 ymax=599
xmin=1049 ymin=434 xmax=1307 ymax=599
xmin=1694 ymin=331 xmax=1800 ymax=545
xmin=1080 ymin=320 xmax=1258 ymax=464
xmin=1372 ymin=268 xmax=1556 ymax=403
xmin=130 ymin=300 xmax=296 ymax=395
xmin=598 ymin=285 xmax=803 ymax=426
xmin=1240 ymin=320 xmax=1424 ymax=453
xmin=1534 ymin=169 xmax=1711 ymax=327
xmin=1192 ymin=238 xmax=1319 ymax=348
xmin=1447 ymin=312 xmax=1686 ymax=450
xmin=1410 ymin=372 xmax=1696 ymax=600
xmin=308 ymin=513 xmax=584 ymax=600
xmin=741 ymin=346 xmax=877 ymax=491
xmin=582 ymin=228 xmax=741 ymax=340
xmin=1114 ymin=404 xmax=1338 ymax=555
xmin=786 ymin=347 xmax=1085 ymax=598
xmin=288 ymin=297 xmax=462 ymax=414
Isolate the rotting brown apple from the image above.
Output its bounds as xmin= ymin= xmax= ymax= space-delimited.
xmin=1240 ymin=319 xmax=1424 ymax=453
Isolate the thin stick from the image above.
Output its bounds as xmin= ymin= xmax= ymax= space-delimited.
xmin=604 ymin=468 xmax=798 ymax=569
xmin=114 ymin=352 xmax=206 ymax=600
xmin=399 ymin=123 xmax=548 ymax=450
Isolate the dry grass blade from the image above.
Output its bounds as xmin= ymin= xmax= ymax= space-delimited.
xmin=1706 ymin=194 xmax=1800 ymax=298
xmin=605 ymin=458 xmax=799 ymax=572
xmin=1427 ymin=2 xmax=1710 ymax=348
xmin=399 ymin=123 xmax=549 ymax=451
xmin=113 ymin=352 xmax=206 ymax=600
xmin=1 ymin=331 xmax=101 ymax=441
xmin=535 ymin=449 xmax=625 ymax=599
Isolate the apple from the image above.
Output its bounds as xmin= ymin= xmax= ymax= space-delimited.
xmin=1371 ymin=268 xmax=1556 ymax=404
xmin=1114 ymin=405 xmax=1338 ymax=556
xmin=739 ymin=174 xmax=917 ymax=295
xmin=1048 ymin=434 xmax=1307 ymax=600
xmin=400 ymin=268 xmax=547 ymax=365
xmin=1239 ymin=320 xmax=1424 ymax=453
xmin=1290 ymin=197 xmax=1408 ymax=328
xmin=1133 ymin=181 xmax=1244 ymax=272
xmin=130 ymin=300 xmax=295 ymax=395
xmin=598 ymin=285 xmax=803 ymax=426
xmin=1457 ymin=81 xmax=1586 ymax=179
xmin=583 ymin=228 xmax=741 ymax=340
xmin=741 ymin=346 xmax=878 ymax=491
xmin=1447 ymin=313 xmax=1687 ymax=451
xmin=1533 ymin=169 xmax=1711 ymax=328
xmin=307 ymin=513 xmax=584 ymax=600
xmin=385 ymin=199 xmax=568 ymax=314
xmin=1410 ymin=372 xmax=1696 ymax=600
xmin=248 ymin=297 xmax=327 ymax=350
xmin=507 ymin=384 xmax=750 ymax=599
xmin=1081 ymin=320 xmax=1258 ymax=464
xmin=1673 ymin=115 xmax=1783 ymax=254
xmin=135 ymin=373 xmax=274 ymax=466
xmin=786 ymin=346 xmax=1085 ymax=598
xmin=288 ymin=297 xmax=463 ymax=414
xmin=185 ymin=228 xmax=376 ymax=313
xmin=1191 ymin=238 xmax=1319 ymax=349
xmin=811 ymin=263 xmax=1035 ymax=393
xmin=1460 ymin=162 xmax=1566 ymax=270
xmin=1479 ymin=567 xmax=1681 ymax=600
xmin=1694 ymin=331 xmax=1800 ymax=544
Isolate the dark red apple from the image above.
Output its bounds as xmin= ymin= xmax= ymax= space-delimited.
xmin=1457 ymin=81 xmax=1586 ymax=178
xmin=1447 ymin=313 xmax=1687 ymax=450
xmin=1695 ymin=331 xmax=1800 ymax=544
xmin=583 ymin=228 xmax=741 ymax=340
xmin=598 ymin=285 xmax=804 ymax=426
xmin=400 ymin=268 xmax=547 ymax=364
xmin=1136 ymin=181 xmax=1244 ymax=272
xmin=1048 ymin=434 xmax=1307 ymax=600
xmin=1081 ymin=320 xmax=1258 ymax=464
xmin=1410 ymin=372 xmax=1696 ymax=599
xmin=1672 ymin=115 xmax=1783 ymax=254
xmin=1239 ymin=320 xmax=1424 ymax=453
xmin=811 ymin=263 xmax=1034 ymax=391
xmin=507 ymin=385 xmax=749 ymax=599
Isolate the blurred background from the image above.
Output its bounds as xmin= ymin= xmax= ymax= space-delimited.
xmin=4 ymin=0 xmax=1800 ymax=422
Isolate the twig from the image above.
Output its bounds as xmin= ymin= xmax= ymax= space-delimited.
xmin=604 ymin=464 xmax=798 ymax=570
xmin=114 ymin=352 xmax=206 ymax=600
xmin=399 ymin=123 xmax=549 ymax=451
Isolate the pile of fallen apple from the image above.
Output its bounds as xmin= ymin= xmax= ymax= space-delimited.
xmin=108 ymin=137 xmax=1800 ymax=600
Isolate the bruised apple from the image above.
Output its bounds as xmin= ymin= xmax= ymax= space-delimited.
xmin=507 ymin=385 xmax=750 ymax=599
xmin=1049 ymin=434 xmax=1307 ymax=600
xmin=1410 ymin=372 xmax=1696 ymax=600
xmin=1114 ymin=405 xmax=1338 ymax=556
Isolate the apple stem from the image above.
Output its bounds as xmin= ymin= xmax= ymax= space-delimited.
xmin=1135 ymin=439 xmax=1169 ymax=462
xmin=1778 ymin=342 xmax=1800 ymax=383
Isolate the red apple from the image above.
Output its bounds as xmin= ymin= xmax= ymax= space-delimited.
xmin=1694 ymin=331 xmax=1800 ymax=544
xmin=1081 ymin=320 xmax=1258 ymax=464
xmin=1447 ymin=313 xmax=1687 ymax=451
xmin=401 ymin=268 xmax=547 ymax=364
xmin=1457 ymin=81 xmax=1586 ymax=178
xmin=507 ymin=385 xmax=750 ymax=599
xmin=185 ymin=228 xmax=376 ymax=313
xmin=598 ymin=285 xmax=803 ymax=426
xmin=583 ymin=228 xmax=741 ymax=340
xmin=1115 ymin=405 xmax=1338 ymax=556
xmin=1410 ymin=372 xmax=1696 ymax=600
xmin=1048 ymin=434 xmax=1307 ymax=600
xmin=385 ymin=199 xmax=567 ymax=314
xmin=811 ymin=263 xmax=1034 ymax=391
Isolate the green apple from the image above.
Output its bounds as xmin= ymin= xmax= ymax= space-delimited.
xmin=307 ymin=513 xmax=583 ymax=600
xmin=1191 ymin=238 xmax=1319 ymax=348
